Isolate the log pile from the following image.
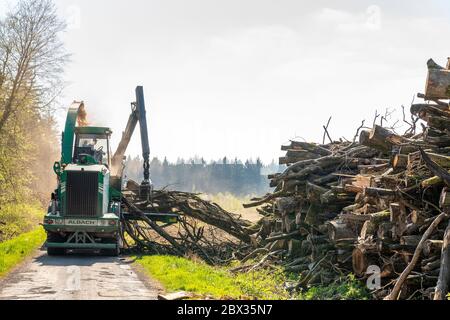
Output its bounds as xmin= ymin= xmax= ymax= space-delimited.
xmin=243 ymin=58 xmax=450 ymax=299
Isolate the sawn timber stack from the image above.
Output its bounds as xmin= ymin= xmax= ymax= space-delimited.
xmin=243 ymin=57 xmax=450 ymax=300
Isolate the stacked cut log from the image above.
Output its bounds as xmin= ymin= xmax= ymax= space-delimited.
xmin=244 ymin=58 xmax=450 ymax=300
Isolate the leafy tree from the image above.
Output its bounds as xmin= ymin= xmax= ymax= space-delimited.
xmin=0 ymin=0 xmax=66 ymax=207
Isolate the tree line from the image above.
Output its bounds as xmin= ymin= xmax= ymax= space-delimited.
xmin=0 ymin=0 xmax=65 ymax=208
xmin=124 ymin=156 xmax=284 ymax=196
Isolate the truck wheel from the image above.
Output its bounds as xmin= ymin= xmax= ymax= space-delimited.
xmin=102 ymin=247 xmax=120 ymax=256
xmin=47 ymin=247 xmax=66 ymax=256
xmin=46 ymin=232 xmax=66 ymax=256
xmin=102 ymin=237 xmax=120 ymax=256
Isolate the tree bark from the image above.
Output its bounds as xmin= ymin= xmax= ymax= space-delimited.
xmin=352 ymin=246 xmax=378 ymax=277
xmin=434 ymin=221 xmax=450 ymax=300
xmin=327 ymin=220 xmax=356 ymax=242
xmin=427 ymin=116 xmax=450 ymax=132
xmin=386 ymin=212 xmax=448 ymax=300
xmin=425 ymin=67 xmax=450 ymax=99
xmin=423 ymin=239 xmax=443 ymax=257
xmin=392 ymin=154 xmax=408 ymax=170
xmin=435 ymin=189 xmax=450 ymax=300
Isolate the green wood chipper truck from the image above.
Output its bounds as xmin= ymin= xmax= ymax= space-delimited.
xmin=42 ymin=86 xmax=176 ymax=256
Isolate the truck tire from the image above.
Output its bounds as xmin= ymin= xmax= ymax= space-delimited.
xmin=47 ymin=247 xmax=66 ymax=256
xmin=102 ymin=236 xmax=120 ymax=256
xmin=103 ymin=247 xmax=120 ymax=257
xmin=46 ymin=232 xmax=66 ymax=256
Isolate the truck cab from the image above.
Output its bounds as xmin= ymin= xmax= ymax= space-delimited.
xmin=43 ymin=123 xmax=121 ymax=256
xmin=73 ymin=127 xmax=111 ymax=166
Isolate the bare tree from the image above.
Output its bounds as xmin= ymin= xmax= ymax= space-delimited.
xmin=0 ymin=0 xmax=68 ymax=134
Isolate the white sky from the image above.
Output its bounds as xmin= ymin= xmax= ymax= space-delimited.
xmin=3 ymin=0 xmax=450 ymax=163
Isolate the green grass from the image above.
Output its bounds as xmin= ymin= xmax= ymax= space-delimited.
xmin=0 ymin=203 xmax=46 ymax=277
xmin=0 ymin=227 xmax=46 ymax=277
xmin=296 ymin=274 xmax=370 ymax=300
xmin=0 ymin=203 xmax=44 ymax=241
xmin=135 ymin=255 xmax=372 ymax=300
xmin=135 ymin=255 xmax=289 ymax=299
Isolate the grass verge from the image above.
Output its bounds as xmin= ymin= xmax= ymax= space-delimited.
xmin=0 ymin=227 xmax=46 ymax=277
xmin=135 ymin=255 xmax=371 ymax=300
xmin=0 ymin=203 xmax=43 ymax=241
xmin=134 ymin=255 xmax=289 ymax=299
xmin=296 ymin=274 xmax=370 ymax=300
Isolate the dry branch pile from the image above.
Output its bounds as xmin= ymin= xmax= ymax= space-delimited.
xmin=243 ymin=58 xmax=450 ymax=300
xmin=120 ymin=180 xmax=257 ymax=264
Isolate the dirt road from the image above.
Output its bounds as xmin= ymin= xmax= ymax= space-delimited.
xmin=0 ymin=249 xmax=161 ymax=300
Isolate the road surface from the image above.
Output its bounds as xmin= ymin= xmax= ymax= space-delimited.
xmin=0 ymin=249 xmax=161 ymax=300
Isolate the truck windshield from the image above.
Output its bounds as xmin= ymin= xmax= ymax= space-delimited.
xmin=76 ymin=134 xmax=109 ymax=165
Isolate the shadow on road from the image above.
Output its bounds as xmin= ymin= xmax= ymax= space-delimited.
xmin=34 ymin=250 xmax=120 ymax=267
xmin=0 ymin=249 xmax=159 ymax=300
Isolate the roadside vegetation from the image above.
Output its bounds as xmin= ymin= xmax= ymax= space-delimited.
xmin=135 ymin=255 xmax=371 ymax=300
xmin=295 ymin=274 xmax=370 ymax=300
xmin=0 ymin=203 xmax=44 ymax=242
xmin=0 ymin=227 xmax=45 ymax=277
xmin=135 ymin=255 xmax=289 ymax=299
xmin=0 ymin=201 xmax=45 ymax=279
xmin=0 ymin=0 xmax=63 ymax=275
xmin=0 ymin=0 xmax=64 ymax=214
xmin=0 ymin=1 xmax=63 ymax=225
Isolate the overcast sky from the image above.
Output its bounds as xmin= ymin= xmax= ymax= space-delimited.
xmin=3 ymin=0 xmax=450 ymax=163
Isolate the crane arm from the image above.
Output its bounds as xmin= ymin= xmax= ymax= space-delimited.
xmin=110 ymin=106 xmax=138 ymax=177
xmin=135 ymin=86 xmax=151 ymax=183
xmin=111 ymin=86 xmax=151 ymax=184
